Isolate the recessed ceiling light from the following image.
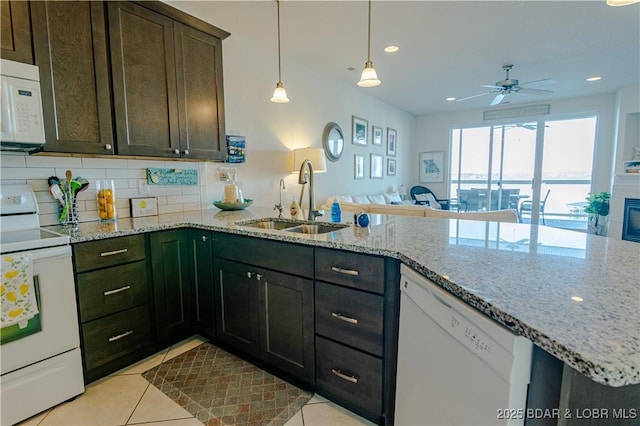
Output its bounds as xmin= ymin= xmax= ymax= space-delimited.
xmin=586 ymin=76 xmax=602 ymax=82
xmin=446 ymin=97 xmax=456 ymax=102
xmin=571 ymin=296 xmax=584 ymax=302
xmin=384 ymin=45 xmax=399 ymax=53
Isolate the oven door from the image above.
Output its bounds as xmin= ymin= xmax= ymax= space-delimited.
xmin=1 ymin=245 xmax=79 ymax=375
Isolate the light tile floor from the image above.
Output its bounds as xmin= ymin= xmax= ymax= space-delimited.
xmin=18 ymin=336 xmax=374 ymax=426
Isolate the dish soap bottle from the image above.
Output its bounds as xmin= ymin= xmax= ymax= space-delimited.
xmin=331 ymin=199 xmax=341 ymax=223
xmin=290 ymin=199 xmax=300 ymax=219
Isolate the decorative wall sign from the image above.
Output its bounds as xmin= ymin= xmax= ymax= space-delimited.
xmin=130 ymin=197 xmax=158 ymax=217
xmin=147 ymin=168 xmax=198 ymax=185
xmin=419 ymin=151 xmax=444 ymax=183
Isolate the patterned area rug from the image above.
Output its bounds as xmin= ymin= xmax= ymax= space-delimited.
xmin=143 ymin=342 xmax=312 ymax=425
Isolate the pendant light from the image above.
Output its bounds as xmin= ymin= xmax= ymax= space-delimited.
xmin=358 ymin=0 xmax=381 ymax=87
xmin=271 ymin=0 xmax=290 ymax=103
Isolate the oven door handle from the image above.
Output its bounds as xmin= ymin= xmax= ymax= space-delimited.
xmin=29 ymin=245 xmax=71 ymax=260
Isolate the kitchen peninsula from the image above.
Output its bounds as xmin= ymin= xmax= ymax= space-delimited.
xmin=53 ymin=207 xmax=639 ymax=423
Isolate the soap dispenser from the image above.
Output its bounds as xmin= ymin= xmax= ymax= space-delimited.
xmin=290 ymin=199 xmax=300 ymax=219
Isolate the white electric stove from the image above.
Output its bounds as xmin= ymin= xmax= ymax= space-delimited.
xmin=0 ymin=183 xmax=84 ymax=425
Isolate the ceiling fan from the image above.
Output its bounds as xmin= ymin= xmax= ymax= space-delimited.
xmin=457 ymin=64 xmax=556 ymax=106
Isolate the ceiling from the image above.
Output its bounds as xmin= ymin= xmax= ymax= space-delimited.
xmin=166 ymin=1 xmax=640 ymax=117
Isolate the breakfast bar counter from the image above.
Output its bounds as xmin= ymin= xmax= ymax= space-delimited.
xmin=49 ymin=207 xmax=640 ymax=388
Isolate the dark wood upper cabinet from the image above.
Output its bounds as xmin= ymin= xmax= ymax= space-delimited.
xmin=108 ymin=1 xmax=180 ymax=157
xmin=31 ymin=1 xmax=115 ymax=154
xmin=0 ymin=0 xmax=33 ymax=64
xmin=174 ymin=23 xmax=226 ymax=160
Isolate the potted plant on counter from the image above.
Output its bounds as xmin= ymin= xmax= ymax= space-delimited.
xmin=585 ymin=191 xmax=610 ymax=236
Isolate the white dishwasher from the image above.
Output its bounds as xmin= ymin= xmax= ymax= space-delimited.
xmin=395 ymin=265 xmax=532 ymax=426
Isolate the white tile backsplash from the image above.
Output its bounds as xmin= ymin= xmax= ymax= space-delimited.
xmin=2 ymin=154 xmax=208 ymax=226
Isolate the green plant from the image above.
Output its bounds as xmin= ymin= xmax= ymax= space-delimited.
xmin=584 ymin=191 xmax=610 ymax=217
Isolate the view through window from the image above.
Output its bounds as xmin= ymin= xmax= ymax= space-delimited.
xmin=450 ymin=116 xmax=597 ymax=231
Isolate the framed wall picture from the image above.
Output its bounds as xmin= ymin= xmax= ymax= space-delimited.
xmin=354 ymin=154 xmax=365 ymax=179
xmin=372 ymin=125 xmax=383 ymax=145
xmin=387 ymin=158 xmax=396 ymax=176
xmin=387 ymin=127 xmax=397 ymax=156
xmin=352 ymin=116 xmax=368 ymax=146
xmin=370 ymin=154 xmax=383 ymax=178
xmin=419 ymin=151 xmax=445 ymax=183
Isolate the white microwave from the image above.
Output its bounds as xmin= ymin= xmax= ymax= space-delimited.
xmin=1 ymin=59 xmax=46 ymax=152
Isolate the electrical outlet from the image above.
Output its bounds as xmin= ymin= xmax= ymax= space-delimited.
xmin=139 ymin=181 xmax=151 ymax=196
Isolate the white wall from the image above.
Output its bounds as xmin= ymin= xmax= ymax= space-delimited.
xmin=205 ymin=27 xmax=415 ymax=211
xmin=413 ymin=94 xmax=617 ymax=201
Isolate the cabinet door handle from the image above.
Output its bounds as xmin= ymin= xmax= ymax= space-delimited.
xmin=174 ymin=149 xmax=180 ymax=155
xmin=105 ymin=144 xmax=112 ymax=150
xmin=108 ymin=330 xmax=134 ymax=342
xmin=201 ymin=235 xmax=208 ymax=242
xmin=331 ymin=312 xmax=358 ymax=324
xmin=331 ymin=266 xmax=359 ymax=276
xmin=247 ymin=272 xmax=253 ymax=279
xmin=103 ymin=285 xmax=131 ymax=296
xmin=331 ymin=368 xmax=358 ymax=384
xmin=183 ymin=149 xmax=189 ymax=155
xmin=100 ymin=248 xmax=128 ymax=257
xmin=256 ymin=274 xmax=263 ymax=281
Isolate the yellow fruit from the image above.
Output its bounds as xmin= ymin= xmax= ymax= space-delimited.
xmin=3 ymin=256 xmax=14 ymax=263
xmin=4 ymin=270 xmax=19 ymax=279
xmin=8 ymin=308 xmax=24 ymax=318
xmin=6 ymin=291 xmax=17 ymax=301
xmin=0 ymin=284 xmax=5 ymax=295
xmin=20 ymin=284 xmax=29 ymax=295
xmin=98 ymin=189 xmax=105 ymax=198
xmin=99 ymin=211 xmax=108 ymax=219
xmin=107 ymin=194 xmax=114 ymax=203
xmin=98 ymin=198 xmax=106 ymax=206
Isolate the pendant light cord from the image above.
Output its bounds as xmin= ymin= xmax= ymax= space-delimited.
xmin=276 ymin=0 xmax=283 ymax=83
xmin=367 ymin=0 xmax=372 ymax=62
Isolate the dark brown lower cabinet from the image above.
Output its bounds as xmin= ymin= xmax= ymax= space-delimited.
xmin=190 ymin=230 xmax=216 ymax=338
xmin=213 ymin=233 xmax=315 ymax=385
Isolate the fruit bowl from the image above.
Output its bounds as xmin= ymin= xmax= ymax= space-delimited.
xmin=213 ymin=198 xmax=253 ymax=211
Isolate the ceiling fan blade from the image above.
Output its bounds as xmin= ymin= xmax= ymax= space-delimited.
xmin=490 ymin=93 xmax=505 ymax=106
xmin=481 ymin=84 xmax=503 ymax=89
xmin=521 ymin=78 xmax=557 ymax=87
xmin=455 ymin=92 xmax=492 ymax=102
xmin=519 ymin=87 xmax=554 ymax=95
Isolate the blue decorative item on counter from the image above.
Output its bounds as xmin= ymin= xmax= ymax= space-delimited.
xmin=354 ymin=212 xmax=370 ymax=228
xmin=331 ymin=200 xmax=341 ymax=222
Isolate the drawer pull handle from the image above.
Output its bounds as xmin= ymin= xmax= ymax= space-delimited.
xmin=331 ymin=312 xmax=358 ymax=324
xmin=330 ymin=266 xmax=359 ymax=276
xmin=100 ymin=248 xmax=128 ymax=257
xmin=331 ymin=368 xmax=358 ymax=384
xmin=108 ymin=330 xmax=134 ymax=342
xmin=103 ymin=285 xmax=131 ymax=296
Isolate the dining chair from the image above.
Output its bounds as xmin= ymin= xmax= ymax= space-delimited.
xmin=519 ymin=189 xmax=551 ymax=224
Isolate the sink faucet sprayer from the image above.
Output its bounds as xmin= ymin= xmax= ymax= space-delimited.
xmin=274 ymin=179 xmax=286 ymax=218
xmin=298 ymin=159 xmax=324 ymax=221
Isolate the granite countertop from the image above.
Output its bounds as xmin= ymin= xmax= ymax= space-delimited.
xmin=49 ymin=207 xmax=640 ymax=387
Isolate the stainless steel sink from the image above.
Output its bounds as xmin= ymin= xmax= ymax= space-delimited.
xmin=238 ymin=218 xmax=297 ymax=230
xmin=236 ymin=218 xmax=348 ymax=234
xmin=285 ymin=223 xmax=348 ymax=234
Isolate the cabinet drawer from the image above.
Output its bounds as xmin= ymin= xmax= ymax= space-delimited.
xmin=82 ymin=304 xmax=152 ymax=371
xmin=74 ymin=235 xmax=146 ymax=272
xmin=315 ymin=248 xmax=384 ymax=294
xmin=316 ymin=336 xmax=382 ymax=415
xmin=77 ymin=260 xmax=149 ymax=322
xmin=215 ymin=233 xmax=313 ymax=278
xmin=315 ymin=282 xmax=383 ymax=357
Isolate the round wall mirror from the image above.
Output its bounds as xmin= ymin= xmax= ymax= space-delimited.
xmin=322 ymin=122 xmax=344 ymax=162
